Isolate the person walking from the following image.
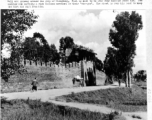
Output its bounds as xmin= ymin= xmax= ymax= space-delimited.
xmin=31 ymin=78 xmax=38 ymax=92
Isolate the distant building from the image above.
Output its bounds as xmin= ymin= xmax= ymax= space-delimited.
xmin=60 ymin=44 xmax=97 ymax=64
xmin=60 ymin=44 xmax=97 ymax=86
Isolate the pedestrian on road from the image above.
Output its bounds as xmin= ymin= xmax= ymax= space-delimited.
xmin=31 ymin=78 xmax=38 ymax=92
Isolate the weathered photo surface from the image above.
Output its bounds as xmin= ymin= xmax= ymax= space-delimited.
xmin=1 ymin=9 xmax=147 ymax=120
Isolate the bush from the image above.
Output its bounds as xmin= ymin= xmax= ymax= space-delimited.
xmin=103 ymin=111 xmax=126 ymax=120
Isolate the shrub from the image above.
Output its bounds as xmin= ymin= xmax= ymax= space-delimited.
xmin=103 ymin=111 xmax=126 ymax=120
xmin=132 ymin=115 xmax=142 ymax=119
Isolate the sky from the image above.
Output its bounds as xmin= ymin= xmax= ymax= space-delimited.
xmin=21 ymin=9 xmax=146 ymax=73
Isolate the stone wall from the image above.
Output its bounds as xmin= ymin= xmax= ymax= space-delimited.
xmin=1 ymin=60 xmax=106 ymax=93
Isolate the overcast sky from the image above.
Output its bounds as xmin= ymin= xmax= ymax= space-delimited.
xmin=24 ymin=9 xmax=146 ymax=73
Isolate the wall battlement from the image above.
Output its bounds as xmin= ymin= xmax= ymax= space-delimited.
xmin=22 ymin=59 xmax=82 ymax=68
xmin=1 ymin=60 xmax=106 ymax=93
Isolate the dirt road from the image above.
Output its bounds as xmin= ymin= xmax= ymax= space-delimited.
xmin=0 ymin=83 xmax=120 ymax=101
xmin=0 ymin=83 xmax=147 ymax=120
xmin=50 ymin=100 xmax=147 ymax=120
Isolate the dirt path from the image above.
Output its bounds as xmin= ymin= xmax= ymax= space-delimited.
xmin=49 ymin=100 xmax=147 ymax=120
xmin=0 ymin=83 xmax=147 ymax=120
xmin=0 ymin=83 xmax=121 ymax=101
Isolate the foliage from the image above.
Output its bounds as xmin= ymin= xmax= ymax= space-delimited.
xmin=106 ymin=111 xmax=126 ymax=120
xmin=59 ymin=36 xmax=74 ymax=50
xmin=134 ymin=70 xmax=146 ymax=82
xmin=109 ymin=11 xmax=142 ymax=72
xmin=59 ymin=36 xmax=74 ymax=59
xmin=33 ymin=32 xmax=51 ymax=62
xmin=22 ymin=37 xmax=39 ymax=60
xmin=59 ymin=36 xmax=98 ymax=65
xmin=103 ymin=47 xmax=124 ymax=84
xmin=50 ymin=44 xmax=60 ymax=63
xmin=33 ymin=32 xmax=48 ymax=45
xmin=104 ymin=47 xmax=118 ymax=78
xmin=22 ymin=33 xmax=60 ymax=63
xmin=1 ymin=10 xmax=38 ymax=82
xmin=104 ymin=11 xmax=143 ymax=86
xmin=132 ymin=115 xmax=142 ymax=119
xmin=1 ymin=59 xmax=15 ymax=82
xmin=1 ymin=10 xmax=38 ymax=45
xmin=95 ymin=57 xmax=103 ymax=71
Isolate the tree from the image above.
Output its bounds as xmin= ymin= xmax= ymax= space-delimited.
xmin=95 ymin=57 xmax=103 ymax=71
xmin=109 ymin=11 xmax=143 ymax=87
xmin=23 ymin=33 xmax=50 ymax=62
xmin=22 ymin=33 xmax=60 ymax=64
xmin=134 ymin=70 xmax=146 ymax=82
xmin=104 ymin=47 xmax=118 ymax=84
xmin=59 ymin=36 xmax=74 ymax=52
xmin=64 ymin=36 xmax=74 ymax=48
xmin=50 ymin=44 xmax=60 ymax=64
xmin=1 ymin=10 xmax=38 ymax=45
xmin=22 ymin=37 xmax=39 ymax=60
xmin=1 ymin=10 xmax=38 ymax=82
xmin=59 ymin=36 xmax=74 ymax=63
xmin=33 ymin=32 xmax=48 ymax=45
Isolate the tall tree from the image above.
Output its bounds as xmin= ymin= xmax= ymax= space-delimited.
xmin=23 ymin=33 xmax=52 ymax=62
xmin=104 ymin=47 xmax=118 ymax=84
xmin=1 ymin=10 xmax=38 ymax=82
xmin=33 ymin=32 xmax=50 ymax=62
xmin=109 ymin=11 xmax=143 ymax=87
xmin=22 ymin=37 xmax=39 ymax=60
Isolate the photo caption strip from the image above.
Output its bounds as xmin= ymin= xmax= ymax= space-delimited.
xmin=7 ymin=0 xmax=143 ymax=9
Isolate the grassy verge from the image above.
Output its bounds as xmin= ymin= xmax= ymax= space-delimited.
xmin=57 ymin=85 xmax=147 ymax=112
xmin=132 ymin=81 xmax=147 ymax=90
xmin=1 ymin=97 xmax=125 ymax=120
xmin=133 ymin=81 xmax=146 ymax=87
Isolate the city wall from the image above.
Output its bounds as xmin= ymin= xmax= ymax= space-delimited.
xmin=1 ymin=60 xmax=106 ymax=93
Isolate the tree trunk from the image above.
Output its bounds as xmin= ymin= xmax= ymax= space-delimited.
xmin=128 ymin=70 xmax=131 ymax=88
xmin=125 ymin=72 xmax=128 ymax=87
xmin=128 ymin=70 xmax=129 ymax=87
xmin=117 ymin=76 xmax=121 ymax=86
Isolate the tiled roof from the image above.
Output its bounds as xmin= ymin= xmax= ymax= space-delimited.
xmin=73 ymin=44 xmax=96 ymax=54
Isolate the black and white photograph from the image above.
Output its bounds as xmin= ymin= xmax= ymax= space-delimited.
xmin=1 ymin=9 xmax=148 ymax=120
